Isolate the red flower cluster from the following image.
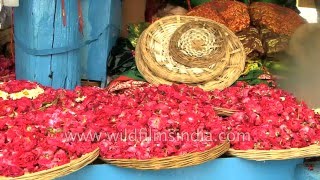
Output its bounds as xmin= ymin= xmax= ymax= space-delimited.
xmin=0 ymin=82 xmax=100 ymax=177
xmin=210 ymin=82 xmax=320 ymax=150
xmin=99 ymin=84 xmax=225 ymax=159
xmin=0 ymin=80 xmax=319 ymax=177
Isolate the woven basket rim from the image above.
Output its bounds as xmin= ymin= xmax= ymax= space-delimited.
xmin=228 ymin=144 xmax=320 ymax=153
xmin=0 ymin=148 xmax=99 ymax=180
xmin=227 ymin=144 xmax=320 ymax=161
xmin=101 ymin=140 xmax=229 ymax=162
xmin=100 ymin=140 xmax=230 ymax=170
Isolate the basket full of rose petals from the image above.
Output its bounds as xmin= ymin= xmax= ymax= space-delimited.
xmin=0 ymin=149 xmax=99 ymax=180
xmin=208 ymin=82 xmax=320 ymax=161
xmin=0 ymin=81 xmax=100 ymax=179
xmin=99 ymin=83 xmax=231 ymax=169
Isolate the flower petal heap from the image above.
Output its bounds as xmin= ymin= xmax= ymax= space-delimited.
xmin=98 ymin=84 xmax=226 ymax=160
xmin=210 ymin=82 xmax=320 ymax=150
xmin=0 ymin=82 xmax=101 ymax=177
xmin=1 ymin=80 xmax=320 ymax=177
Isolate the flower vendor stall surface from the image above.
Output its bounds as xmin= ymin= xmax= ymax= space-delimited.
xmin=58 ymin=158 xmax=303 ymax=180
xmin=0 ymin=79 xmax=319 ymax=179
xmin=2 ymin=0 xmax=320 ymax=179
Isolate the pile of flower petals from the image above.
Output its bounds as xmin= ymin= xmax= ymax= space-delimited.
xmin=1 ymin=80 xmax=320 ymax=177
xmin=210 ymin=82 xmax=320 ymax=150
xmin=98 ymin=84 xmax=226 ymax=159
xmin=0 ymin=81 xmax=99 ymax=177
xmin=0 ymin=81 xmax=226 ymax=176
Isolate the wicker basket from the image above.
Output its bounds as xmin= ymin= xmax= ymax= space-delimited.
xmin=101 ymin=141 xmax=230 ymax=170
xmin=136 ymin=32 xmax=173 ymax=85
xmin=136 ymin=15 xmax=246 ymax=91
xmin=227 ymin=145 xmax=320 ymax=161
xmin=140 ymin=16 xmax=220 ymax=83
xmin=0 ymin=148 xmax=99 ymax=180
xmin=217 ymin=108 xmax=320 ymax=161
xmin=169 ymin=20 xmax=227 ymax=68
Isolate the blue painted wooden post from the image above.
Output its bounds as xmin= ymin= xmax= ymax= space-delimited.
xmin=14 ymin=0 xmax=81 ymax=89
xmin=80 ymin=0 xmax=122 ymax=87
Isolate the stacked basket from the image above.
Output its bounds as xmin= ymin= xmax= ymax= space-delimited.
xmin=135 ymin=15 xmax=246 ymax=91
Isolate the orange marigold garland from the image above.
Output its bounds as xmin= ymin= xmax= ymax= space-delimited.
xmin=211 ymin=1 xmax=250 ymax=32
xmin=187 ymin=2 xmax=226 ymax=25
xmin=187 ymin=1 xmax=250 ymax=32
xmin=249 ymin=2 xmax=306 ymax=36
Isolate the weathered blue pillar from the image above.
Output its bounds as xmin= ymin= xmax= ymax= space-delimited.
xmin=14 ymin=0 xmax=81 ymax=89
xmin=80 ymin=0 xmax=122 ymax=87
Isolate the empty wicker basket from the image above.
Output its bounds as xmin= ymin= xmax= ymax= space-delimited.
xmin=136 ymin=15 xmax=246 ymax=91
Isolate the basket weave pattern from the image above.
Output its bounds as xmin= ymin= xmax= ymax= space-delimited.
xmin=101 ymin=141 xmax=230 ymax=170
xmin=136 ymin=34 xmax=172 ymax=85
xmin=140 ymin=16 xmax=223 ymax=83
xmin=136 ymin=15 xmax=246 ymax=91
xmin=169 ymin=21 xmax=227 ymax=68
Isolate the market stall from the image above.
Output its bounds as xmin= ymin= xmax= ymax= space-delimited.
xmin=0 ymin=0 xmax=320 ymax=179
